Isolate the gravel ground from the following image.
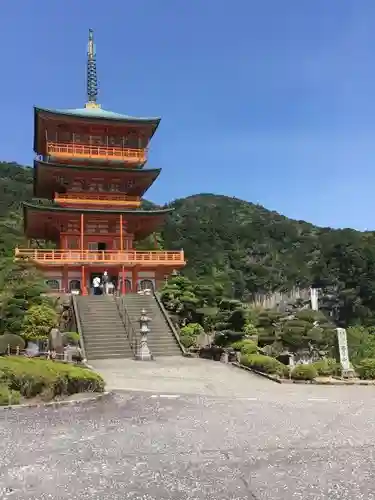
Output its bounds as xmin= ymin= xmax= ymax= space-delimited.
xmin=1 ymin=358 xmax=375 ymax=499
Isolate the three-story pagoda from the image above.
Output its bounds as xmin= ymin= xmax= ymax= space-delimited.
xmin=16 ymin=29 xmax=185 ymax=294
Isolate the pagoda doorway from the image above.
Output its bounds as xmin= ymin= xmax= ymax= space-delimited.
xmin=118 ymin=278 xmax=132 ymax=294
xmin=139 ymin=279 xmax=154 ymax=292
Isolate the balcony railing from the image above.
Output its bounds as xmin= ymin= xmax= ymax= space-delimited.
xmin=47 ymin=141 xmax=147 ymax=164
xmin=54 ymin=192 xmax=141 ymax=208
xmin=15 ymin=248 xmax=186 ymax=266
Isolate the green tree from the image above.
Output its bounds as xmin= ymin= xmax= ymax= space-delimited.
xmin=22 ymin=305 xmax=58 ymax=341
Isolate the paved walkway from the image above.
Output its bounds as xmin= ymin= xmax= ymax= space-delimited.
xmin=90 ymin=356 xmax=273 ymax=397
xmin=91 ymin=356 xmax=372 ymax=404
xmin=3 ymin=356 xmax=375 ymax=498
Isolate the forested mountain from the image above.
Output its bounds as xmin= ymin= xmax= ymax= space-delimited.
xmin=2 ymin=161 xmax=375 ymax=326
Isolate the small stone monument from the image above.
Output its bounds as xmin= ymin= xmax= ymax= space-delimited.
xmin=336 ymin=328 xmax=355 ymax=378
xmin=135 ymin=309 xmax=153 ymax=361
xmin=49 ymin=327 xmax=64 ymax=355
xmin=310 ymin=288 xmax=319 ymax=311
xmin=220 ymin=351 xmax=229 ymax=364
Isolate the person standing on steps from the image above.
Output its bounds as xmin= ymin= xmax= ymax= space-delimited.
xmin=102 ymin=270 xmax=109 ymax=295
xmin=93 ymin=275 xmax=101 ymax=295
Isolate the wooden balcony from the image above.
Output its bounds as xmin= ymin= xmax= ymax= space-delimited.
xmin=47 ymin=141 xmax=147 ymax=164
xmin=55 ymin=192 xmax=141 ymax=208
xmin=15 ymin=248 xmax=186 ymax=267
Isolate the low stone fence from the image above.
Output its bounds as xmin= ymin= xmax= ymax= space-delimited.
xmin=1 ymin=346 xmax=84 ymax=364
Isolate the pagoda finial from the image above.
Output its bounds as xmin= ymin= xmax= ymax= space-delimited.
xmin=85 ymin=29 xmax=100 ymax=109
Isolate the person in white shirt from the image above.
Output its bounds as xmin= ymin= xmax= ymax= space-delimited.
xmin=93 ymin=276 xmax=101 ymax=295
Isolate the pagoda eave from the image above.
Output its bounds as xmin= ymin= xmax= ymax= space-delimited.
xmin=33 ymin=160 xmax=161 ymax=198
xmin=34 ymin=106 xmax=161 ymax=154
xmin=23 ymin=202 xmax=172 ymax=241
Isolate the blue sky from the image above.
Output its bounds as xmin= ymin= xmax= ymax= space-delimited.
xmin=1 ymin=1 xmax=375 ymax=230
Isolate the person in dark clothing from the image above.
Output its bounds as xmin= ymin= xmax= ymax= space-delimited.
xmin=102 ymin=271 xmax=109 ymax=295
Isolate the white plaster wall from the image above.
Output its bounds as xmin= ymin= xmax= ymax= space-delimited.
xmin=68 ymin=271 xmax=81 ymax=279
xmin=138 ymin=271 xmax=155 ymax=278
xmin=43 ymin=270 xmax=62 ymax=278
xmin=118 ymin=271 xmax=155 ymax=279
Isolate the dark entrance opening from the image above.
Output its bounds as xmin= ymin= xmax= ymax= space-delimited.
xmin=98 ymin=242 xmax=106 ymax=251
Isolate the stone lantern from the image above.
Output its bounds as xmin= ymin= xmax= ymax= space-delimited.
xmin=135 ymin=308 xmax=153 ymax=361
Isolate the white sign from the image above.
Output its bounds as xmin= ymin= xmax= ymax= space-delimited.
xmin=336 ymin=328 xmax=350 ymax=371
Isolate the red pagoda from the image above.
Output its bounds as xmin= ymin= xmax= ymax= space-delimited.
xmin=15 ymin=29 xmax=185 ymax=294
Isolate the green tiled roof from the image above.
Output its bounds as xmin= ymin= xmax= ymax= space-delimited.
xmin=35 ymin=106 xmax=161 ymax=124
xmin=34 ymin=160 xmax=161 ymax=176
xmin=23 ymin=202 xmax=171 ymax=216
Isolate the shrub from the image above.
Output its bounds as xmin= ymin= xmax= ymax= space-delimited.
xmin=240 ymin=353 xmax=287 ymax=377
xmin=291 ymin=364 xmax=318 ymax=381
xmin=179 ymin=323 xmax=204 ymax=349
xmin=62 ymin=332 xmax=80 ymax=346
xmin=180 ymin=334 xmax=196 ymax=348
xmin=0 ymin=333 xmax=26 ymax=354
xmin=22 ymin=305 xmax=58 ymax=341
xmin=198 ymin=345 xmax=223 ymax=360
xmin=312 ymin=358 xmax=340 ymax=377
xmin=0 ymin=357 xmax=105 ymax=400
xmin=180 ymin=323 xmax=204 ymax=336
xmin=0 ymin=384 xmax=21 ymax=406
xmin=356 ymin=358 xmax=375 ymax=380
xmin=231 ymin=339 xmax=258 ymax=355
xmin=243 ymin=322 xmax=258 ymax=336
xmin=214 ymin=330 xmax=244 ymax=347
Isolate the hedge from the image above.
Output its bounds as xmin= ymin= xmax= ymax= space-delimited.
xmin=0 ymin=357 xmax=105 ymax=403
xmin=291 ymin=364 xmax=317 ymax=381
xmin=0 ymin=334 xmax=25 ymax=354
xmin=231 ymin=339 xmax=258 ymax=355
xmin=356 ymin=358 xmax=375 ymax=380
xmin=240 ymin=353 xmax=288 ymax=377
xmin=0 ymin=384 xmax=20 ymax=406
xmin=312 ymin=358 xmax=340 ymax=377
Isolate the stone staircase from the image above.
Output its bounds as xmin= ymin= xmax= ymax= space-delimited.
xmin=74 ymin=295 xmax=133 ymax=360
xmin=120 ymin=293 xmax=183 ymax=357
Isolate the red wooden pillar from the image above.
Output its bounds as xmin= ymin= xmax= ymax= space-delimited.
xmin=120 ymin=214 xmax=123 ymax=251
xmin=132 ymin=266 xmax=138 ymax=293
xmin=81 ymin=266 xmax=87 ymax=295
xmin=62 ymin=266 xmax=68 ymax=293
xmin=80 ymin=213 xmax=84 ymax=257
xmin=121 ymin=265 xmax=126 ymax=295
xmin=154 ymin=267 xmax=164 ymax=292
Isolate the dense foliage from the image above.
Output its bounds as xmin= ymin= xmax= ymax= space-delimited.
xmin=0 ymin=259 xmax=54 ymax=337
xmin=4 ymin=161 xmax=375 ymax=378
xmin=0 ymin=356 xmax=105 ymax=405
xmin=3 ymin=161 xmax=375 ymax=327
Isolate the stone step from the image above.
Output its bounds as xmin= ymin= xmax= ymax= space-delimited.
xmin=148 ymin=343 xmax=181 ymax=350
xmin=84 ymin=339 xmax=130 ymax=345
xmin=87 ymin=352 xmax=133 ymax=360
xmin=74 ymin=296 xmax=132 ymax=362
xmin=80 ymin=324 xmax=125 ymax=331
xmin=84 ymin=340 xmax=129 ymax=347
xmin=81 ymin=328 xmax=126 ymax=334
xmin=85 ymin=346 xmax=131 ymax=355
xmin=113 ymin=294 xmax=182 ymax=358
